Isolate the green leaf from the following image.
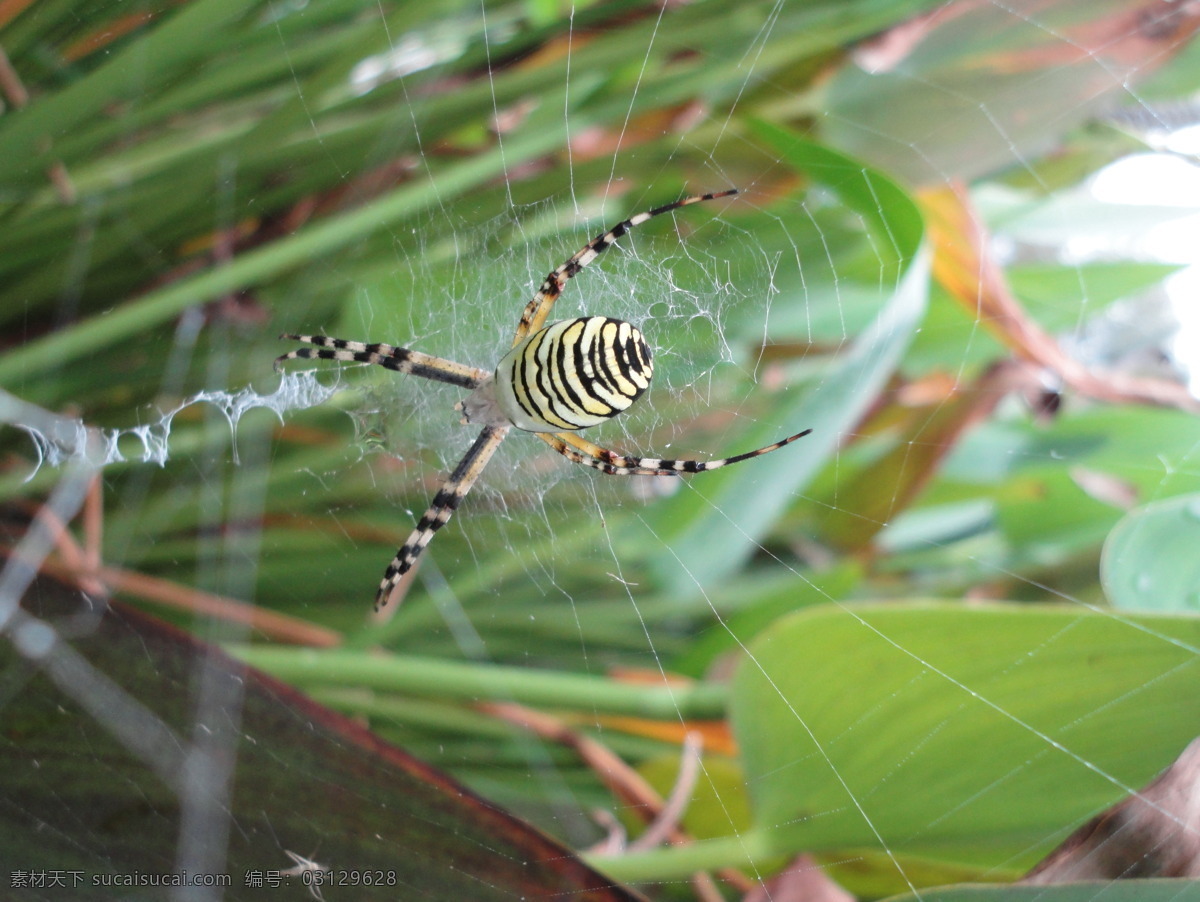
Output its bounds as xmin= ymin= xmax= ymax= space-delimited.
xmin=0 ymin=124 xmax=572 ymax=388
xmin=231 ymin=645 xmax=727 ymax=720
xmin=1102 ymin=493 xmax=1200 ymax=613
xmin=0 ymin=0 xmax=262 ymax=185
xmin=732 ymin=602 xmax=1200 ymax=869
xmin=645 ymin=122 xmax=929 ymax=592
xmin=1008 ymin=261 xmax=1182 ymax=326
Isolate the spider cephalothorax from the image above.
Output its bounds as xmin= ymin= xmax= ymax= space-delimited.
xmin=277 ymin=190 xmax=811 ymax=611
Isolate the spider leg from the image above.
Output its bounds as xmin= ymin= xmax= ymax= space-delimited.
xmin=276 ymin=334 xmax=489 ymax=389
xmin=513 ymin=189 xmax=738 ymax=345
xmin=375 ymin=424 xmax=511 ymax=611
xmin=536 ymin=426 xmax=812 ymax=476
xmin=536 ymin=433 xmax=670 ymax=475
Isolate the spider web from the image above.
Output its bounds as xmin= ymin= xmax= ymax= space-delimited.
xmin=4 ymin=0 xmax=1200 ymax=900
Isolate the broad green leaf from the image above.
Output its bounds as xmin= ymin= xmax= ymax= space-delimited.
xmin=592 ymin=602 xmax=1200 ymax=889
xmin=1102 ymin=493 xmax=1200 ymax=613
xmin=732 ymin=602 xmax=1200 ymax=870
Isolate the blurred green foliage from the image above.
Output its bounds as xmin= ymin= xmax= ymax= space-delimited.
xmin=4 ymin=0 xmax=1200 ymax=898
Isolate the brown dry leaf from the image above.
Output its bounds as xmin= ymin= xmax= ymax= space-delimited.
xmin=919 ymin=183 xmax=1200 ymax=414
xmin=1025 ymin=736 xmax=1200 ymax=882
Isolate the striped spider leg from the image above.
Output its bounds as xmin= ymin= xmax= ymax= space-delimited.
xmin=542 ymin=428 xmax=813 ymax=476
xmin=274 ymin=335 xmax=504 ymax=610
xmin=512 ymin=189 xmax=739 ymax=344
xmin=277 ymin=189 xmax=811 ymax=612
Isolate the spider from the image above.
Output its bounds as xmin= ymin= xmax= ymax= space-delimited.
xmin=276 ymin=190 xmax=811 ymax=611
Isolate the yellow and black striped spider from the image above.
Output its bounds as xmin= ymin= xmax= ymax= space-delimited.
xmin=276 ymin=190 xmax=811 ymax=611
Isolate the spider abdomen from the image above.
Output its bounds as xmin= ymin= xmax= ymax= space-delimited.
xmin=493 ymin=316 xmax=653 ymax=433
